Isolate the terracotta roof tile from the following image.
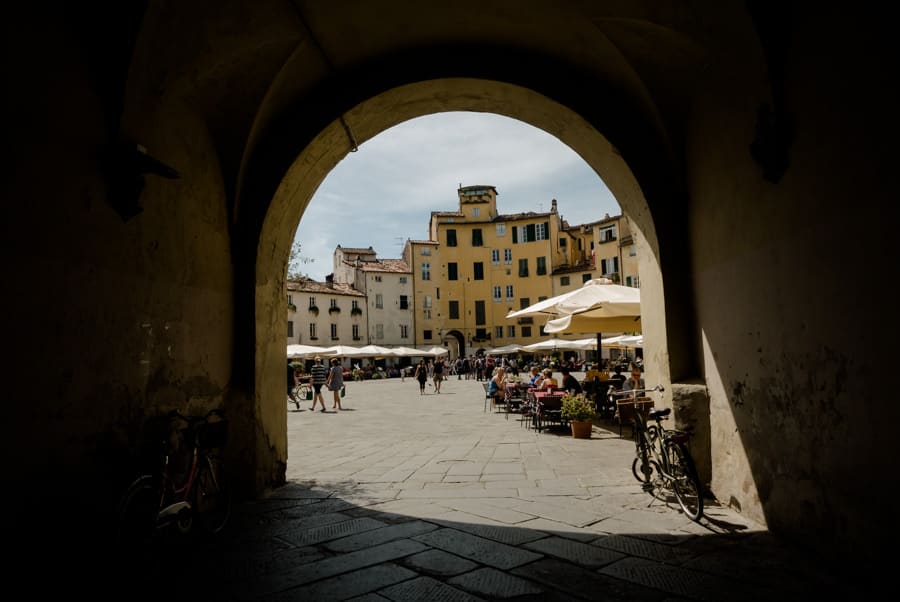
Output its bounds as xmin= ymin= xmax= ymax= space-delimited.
xmin=359 ymin=258 xmax=410 ymax=273
xmin=286 ymin=278 xmax=365 ymax=296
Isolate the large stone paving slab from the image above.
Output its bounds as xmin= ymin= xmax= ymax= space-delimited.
xmin=277 ymin=516 xmax=388 ymax=547
xmin=402 ymin=549 xmax=478 ymax=577
xmin=447 ymin=567 xmax=544 ymax=599
xmin=230 ymin=539 xmax=430 ymax=599
xmin=379 ymin=575 xmax=484 ymax=601
xmin=510 ymin=557 xmax=663 ymax=601
xmin=413 ymin=528 xmax=543 ymax=570
xmin=600 ymin=556 xmax=767 ymax=602
xmin=523 ymin=535 xmax=626 ymax=568
xmin=324 ymin=520 xmax=439 ymax=553
xmin=273 ymin=563 xmax=418 ymax=602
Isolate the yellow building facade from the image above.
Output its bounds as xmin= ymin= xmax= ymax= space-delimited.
xmin=404 ymin=185 xmax=638 ymax=359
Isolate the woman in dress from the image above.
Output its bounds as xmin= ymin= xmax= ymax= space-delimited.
xmin=325 ymin=358 xmax=345 ymax=410
xmin=413 ymin=360 xmax=428 ymax=394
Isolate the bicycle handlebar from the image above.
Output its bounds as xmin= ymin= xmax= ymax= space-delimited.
xmin=167 ymin=408 xmax=225 ymax=424
xmin=610 ymin=384 xmax=664 ymax=397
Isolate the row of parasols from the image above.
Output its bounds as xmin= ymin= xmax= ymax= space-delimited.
xmin=483 ymin=334 xmax=642 ymax=356
xmin=288 ymin=334 xmax=641 ymax=361
xmin=288 ymin=343 xmax=448 ymax=359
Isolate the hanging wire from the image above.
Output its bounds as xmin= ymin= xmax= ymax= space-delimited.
xmin=294 ymin=7 xmax=359 ymax=153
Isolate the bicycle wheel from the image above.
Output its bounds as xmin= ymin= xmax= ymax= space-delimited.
xmin=631 ymin=427 xmax=660 ymax=483
xmin=289 ymin=385 xmax=301 ymax=410
xmin=666 ymin=442 xmax=703 ymax=521
xmin=193 ymin=454 xmax=231 ymax=534
xmin=117 ymin=475 xmax=160 ymax=548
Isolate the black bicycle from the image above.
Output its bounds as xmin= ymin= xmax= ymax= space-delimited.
xmin=618 ymin=385 xmax=704 ymax=521
xmin=117 ymin=408 xmax=231 ymax=546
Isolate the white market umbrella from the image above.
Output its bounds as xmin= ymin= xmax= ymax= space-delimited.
xmin=388 ymin=346 xmax=432 ymax=358
xmin=601 ymin=334 xmax=643 ymax=348
xmin=521 ymin=337 xmax=594 ymax=352
xmin=485 ymin=343 xmax=524 ymax=355
xmin=321 ymin=344 xmax=368 ymax=358
xmin=507 ymin=278 xmax=641 ymax=359
xmin=506 ymin=278 xmax=640 ymax=321
xmin=356 ymin=344 xmax=398 ymax=357
xmin=421 ymin=346 xmax=449 ymax=356
xmin=543 ymin=311 xmax=642 ymax=334
xmin=287 ymin=344 xmax=337 ymax=359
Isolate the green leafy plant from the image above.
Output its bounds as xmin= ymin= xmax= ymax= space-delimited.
xmin=561 ymin=393 xmax=596 ymax=422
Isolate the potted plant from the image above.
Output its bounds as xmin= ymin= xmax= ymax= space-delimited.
xmin=561 ymin=393 xmax=596 ymax=438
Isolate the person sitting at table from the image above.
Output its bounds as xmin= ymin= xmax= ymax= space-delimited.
xmin=526 ymin=365 xmax=542 ymax=388
xmin=537 ymin=369 xmax=558 ymax=391
xmin=560 ymin=368 xmax=582 ymax=394
xmin=487 ymin=367 xmax=507 ymax=405
xmin=623 ymin=365 xmax=645 ymax=398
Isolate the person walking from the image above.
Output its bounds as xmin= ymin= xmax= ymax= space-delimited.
xmin=287 ymin=360 xmax=299 ymax=409
xmin=413 ymin=360 xmax=428 ymax=394
xmin=326 ymin=358 xmax=345 ymax=410
xmin=309 ymin=356 xmax=328 ymax=412
xmin=432 ymin=357 xmax=444 ymax=393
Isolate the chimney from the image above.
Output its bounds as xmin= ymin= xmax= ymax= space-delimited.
xmin=325 ymin=274 xmax=334 ymax=288
xmin=550 ymin=199 xmax=558 ymax=213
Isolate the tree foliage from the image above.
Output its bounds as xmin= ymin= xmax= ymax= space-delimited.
xmin=287 ymin=240 xmax=315 ymax=280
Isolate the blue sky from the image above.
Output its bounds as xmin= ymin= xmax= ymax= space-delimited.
xmin=293 ymin=112 xmax=620 ymax=281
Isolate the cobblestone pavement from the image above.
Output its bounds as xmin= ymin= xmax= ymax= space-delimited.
xmin=125 ymin=376 xmax=855 ymax=600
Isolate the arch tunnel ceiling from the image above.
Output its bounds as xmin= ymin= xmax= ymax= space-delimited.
xmin=126 ymin=0 xmax=719 ymax=229
xmin=117 ymin=1 xmax=750 ymax=385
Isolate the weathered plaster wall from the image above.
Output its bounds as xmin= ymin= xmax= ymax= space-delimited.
xmin=5 ymin=12 xmax=236 ymax=525
xmin=686 ymin=9 xmax=896 ymax=555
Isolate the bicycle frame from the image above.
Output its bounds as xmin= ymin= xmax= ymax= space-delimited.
xmin=617 ymin=385 xmax=703 ymax=521
xmin=118 ymin=408 xmax=230 ymax=545
xmin=156 ymin=443 xmax=201 ymax=522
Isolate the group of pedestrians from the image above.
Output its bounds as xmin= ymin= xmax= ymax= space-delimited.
xmin=413 ymin=358 xmax=445 ymax=394
xmin=288 ymin=356 xmax=345 ymax=412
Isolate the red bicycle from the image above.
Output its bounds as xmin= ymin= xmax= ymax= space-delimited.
xmin=117 ymin=408 xmax=230 ymax=546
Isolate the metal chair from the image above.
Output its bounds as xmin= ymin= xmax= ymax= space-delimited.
xmin=536 ymin=393 xmax=564 ymax=433
xmin=503 ymin=383 xmax=524 ymax=420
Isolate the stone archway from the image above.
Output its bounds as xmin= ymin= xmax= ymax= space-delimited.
xmin=443 ymin=330 xmax=465 ymax=361
xmin=251 ymin=78 xmax=671 ymax=497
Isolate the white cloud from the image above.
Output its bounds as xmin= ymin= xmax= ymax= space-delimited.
xmin=293 ymin=112 xmax=619 ymax=280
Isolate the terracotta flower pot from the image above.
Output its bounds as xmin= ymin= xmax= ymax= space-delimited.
xmin=571 ymin=419 xmax=592 ymax=439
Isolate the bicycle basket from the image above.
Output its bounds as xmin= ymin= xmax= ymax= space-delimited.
xmin=197 ymin=419 xmax=228 ymax=449
xmin=667 ymin=429 xmax=691 ymax=445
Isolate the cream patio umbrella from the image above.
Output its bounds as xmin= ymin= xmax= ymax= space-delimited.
xmin=286 ymin=344 xmax=337 ymax=359
xmin=507 ymin=278 xmax=641 ymax=361
xmin=521 ymin=337 xmax=593 ymax=352
xmin=484 ymin=343 xmax=525 ymax=355
xmin=421 ymin=346 xmax=449 ymax=356
xmin=321 ymin=344 xmax=368 ymax=358
xmin=388 ymin=346 xmax=434 ymax=358
xmin=543 ymin=311 xmax=642 ymax=334
xmin=355 ymin=344 xmax=398 ymax=357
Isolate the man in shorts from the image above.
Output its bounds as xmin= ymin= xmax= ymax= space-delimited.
xmin=432 ymin=358 xmax=444 ymax=393
xmin=309 ymin=356 xmax=328 ymax=412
